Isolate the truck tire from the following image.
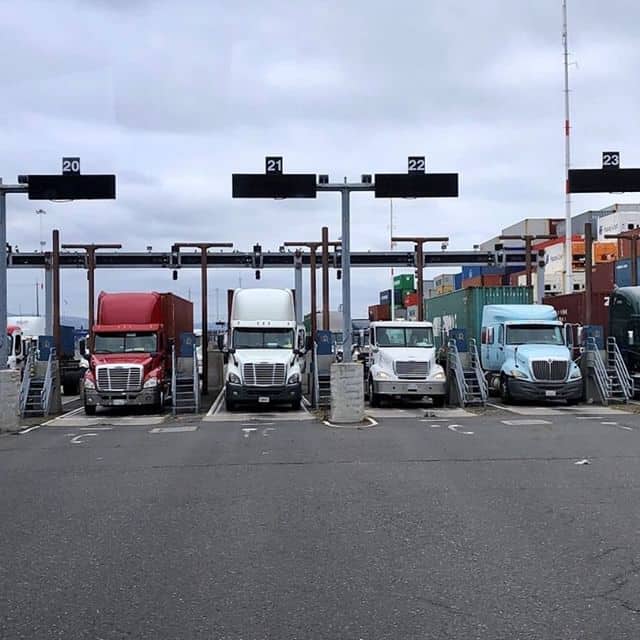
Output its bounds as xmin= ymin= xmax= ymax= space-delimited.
xmin=431 ymin=395 xmax=446 ymax=408
xmin=368 ymin=378 xmax=380 ymax=407
xmin=500 ymin=375 xmax=511 ymax=404
xmin=291 ymin=398 xmax=301 ymax=411
xmin=84 ymin=404 xmax=96 ymax=416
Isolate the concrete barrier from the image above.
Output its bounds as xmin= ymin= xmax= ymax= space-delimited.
xmin=0 ymin=369 xmax=21 ymax=432
xmin=330 ymin=362 xmax=365 ymax=424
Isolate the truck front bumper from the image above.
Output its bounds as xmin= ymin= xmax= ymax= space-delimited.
xmin=226 ymin=382 xmax=302 ymax=404
xmin=507 ymin=378 xmax=583 ymax=401
xmin=83 ymin=387 xmax=161 ymax=408
xmin=373 ymin=379 xmax=446 ymax=397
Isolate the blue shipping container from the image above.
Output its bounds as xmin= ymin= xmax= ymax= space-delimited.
xmin=60 ymin=325 xmax=75 ymax=358
xmin=615 ymin=259 xmax=632 ymax=287
xmin=449 ymin=328 xmax=468 ymax=352
xmin=461 ymin=266 xmax=482 ymax=280
xmin=454 ymin=272 xmax=463 ymax=291
xmin=380 ymin=289 xmax=391 ymax=304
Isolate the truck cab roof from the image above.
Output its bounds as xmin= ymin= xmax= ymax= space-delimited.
xmin=370 ymin=320 xmax=434 ymax=328
xmin=482 ymin=304 xmax=558 ymax=326
xmin=612 ymin=286 xmax=640 ymax=314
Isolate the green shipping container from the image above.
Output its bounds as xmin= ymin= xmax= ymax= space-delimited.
xmin=424 ymin=286 xmax=533 ymax=348
xmin=393 ymin=274 xmax=415 ymax=292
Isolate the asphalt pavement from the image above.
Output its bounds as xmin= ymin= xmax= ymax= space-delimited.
xmin=2 ymin=407 xmax=640 ymax=639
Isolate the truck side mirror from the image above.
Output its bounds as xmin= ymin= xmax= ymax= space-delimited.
xmin=79 ymin=339 xmax=87 ymax=357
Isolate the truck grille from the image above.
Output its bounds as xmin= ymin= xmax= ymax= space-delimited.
xmin=243 ymin=363 xmax=286 ymax=386
xmin=96 ymin=365 xmax=143 ymax=392
xmin=531 ymin=360 xmax=568 ymax=382
xmin=395 ymin=361 xmax=430 ymax=379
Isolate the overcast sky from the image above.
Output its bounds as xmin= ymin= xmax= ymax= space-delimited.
xmin=3 ymin=0 xmax=640 ymax=322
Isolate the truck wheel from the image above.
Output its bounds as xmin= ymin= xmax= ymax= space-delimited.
xmin=431 ymin=395 xmax=446 ymax=408
xmin=291 ymin=398 xmax=301 ymax=411
xmin=500 ymin=376 xmax=511 ymax=404
xmin=368 ymin=378 xmax=380 ymax=407
xmin=84 ymin=404 xmax=96 ymax=416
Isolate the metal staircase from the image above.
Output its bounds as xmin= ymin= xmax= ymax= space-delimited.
xmin=20 ymin=347 xmax=58 ymax=419
xmin=606 ymin=337 xmax=634 ymax=403
xmin=586 ymin=337 xmax=633 ymax=405
xmin=171 ymin=343 xmax=200 ymax=415
xmin=447 ymin=338 xmax=487 ymax=407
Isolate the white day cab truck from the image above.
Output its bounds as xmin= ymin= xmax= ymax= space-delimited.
xmin=366 ymin=320 xmax=447 ymax=407
xmin=223 ymin=288 xmax=306 ymax=411
xmin=480 ymin=304 xmax=583 ymax=404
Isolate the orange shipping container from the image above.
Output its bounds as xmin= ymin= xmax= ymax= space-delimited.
xmin=463 ymin=274 xmax=503 ymax=288
xmin=592 ymin=241 xmax=618 ymax=264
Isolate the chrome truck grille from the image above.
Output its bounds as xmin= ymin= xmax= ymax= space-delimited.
xmin=531 ymin=360 xmax=568 ymax=382
xmin=395 ymin=361 xmax=430 ymax=379
xmin=243 ymin=363 xmax=286 ymax=386
xmin=96 ymin=365 xmax=143 ymax=392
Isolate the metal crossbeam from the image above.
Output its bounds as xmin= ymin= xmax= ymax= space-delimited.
xmin=7 ymin=250 xmax=539 ymax=270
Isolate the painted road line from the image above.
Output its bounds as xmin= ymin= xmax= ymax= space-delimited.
xmin=40 ymin=406 xmax=84 ymax=427
xmin=600 ymin=421 xmax=633 ymax=431
xmin=323 ymin=416 xmax=378 ymax=429
xmin=501 ymin=419 xmax=552 ymax=426
xmin=447 ymin=424 xmax=474 ymax=435
xmin=70 ymin=433 xmax=98 ymax=444
xmin=488 ymin=403 xmax=561 ymax=416
xmin=17 ymin=424 xmax=42 ymax=435
xmin=149 ymin=426 xmax=198 ymax=433
xmin=207 ymin=389 xmax=225 ymax=417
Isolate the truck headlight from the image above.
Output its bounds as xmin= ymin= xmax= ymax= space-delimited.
xmin=83 ymin=378 xmax=95 ymax=390
xmin=569 ymin=367 xmax=582 ymax=380
xmin=431 ymin=370 xmax=446 ymax=381
xmin=287 ymin=373 xmax=300 ymax=384
xmin=228 ymin=372 xmax=241 ymax=384
xmin=143 ymin=377 xmax=158 ymax=388
xmin=510 ymin=369 xmax=528 ymax=379
xmin=376 ymin=371 xmax=390 ymax=380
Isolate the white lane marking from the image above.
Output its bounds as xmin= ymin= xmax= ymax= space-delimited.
xmin=240 ymin=422 xmax=275 ymax=427
xmin=323 ymin=416 xmax=378 ymax=429
xmin=70 ymin=433 xmax=98 ymax=444
xmin=447 ymin=424 xmax=474 ymax=435
xmin=242 ymin=428 xmax=258 ymax=438
xmin=80 ymin=427 xmax=112 ymax=431
xmin=575 ymin=459 xmax=591 ymax=465
xmin=501 ymin=419 xmax=552 ymax=426
xmin=600 ymin=421 xmax=633 ymax=431
xmin=262 ymin=428 xmax=275 ymax=437
xmin=149 ymin=426 xmax=198 ymax=433
xmin=17 ymin=425 xmax=42 ymax=435
xmin=576 ymin=416 xmax=606 ymax=420
xmin=207 ymin=389 xmax=225 ymax=416
xmin=40 ymin=406 xmax=84 ymax=426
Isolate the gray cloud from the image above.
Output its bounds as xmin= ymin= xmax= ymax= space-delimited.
xmin=4 ymin=0 xmax=640 ymax=320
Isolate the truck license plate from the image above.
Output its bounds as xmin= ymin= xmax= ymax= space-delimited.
xmin=545 ymin=390 xmax=557 ymax=397
xmin=113 ymin=399 xmax=126 ymax=406
xmin=407 ymin=385 xmax=418 ymax=392
xmin=258 ymin=396 xmax=270 ymax=404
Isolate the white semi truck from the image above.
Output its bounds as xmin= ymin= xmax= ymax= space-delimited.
xmin=366 ymin=320 xmax=447 ymax=407
xmin=224 ymin=288 xmax=305 ymax=411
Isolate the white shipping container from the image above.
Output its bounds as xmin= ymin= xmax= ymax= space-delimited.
xmin=597 ymin=211 xmax=640 ymax=241
xmin=502 ymin=218 xmax=553 ymax=237
xmin=434 ymin=273 xmax=456 ymax=288
xmin=541 ymin=270 xmax=585 ymax=295
xmin=406 ymin=305 xmax=418 ymax=320
xmin=544 ymin=241 xmax=566 ymax=274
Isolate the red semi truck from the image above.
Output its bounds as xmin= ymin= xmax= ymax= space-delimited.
xmin=81 ymin=292 xmax=193 ymax=415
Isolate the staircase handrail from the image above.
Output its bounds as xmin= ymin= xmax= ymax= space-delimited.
xmin=171 ymin=343 xmax=177 ymax=416
xmin=41 ymin=347 xmax=57 ymax=415
xmin=469 ymin=338 xmax=488 ymax=404
xmin=192 ymin=341 xmax=200 ymax=413
xmin=19 ymin=347 xmax=36 ymax=417
xmin=447 ymin=339 xmax=467 ymax=408
xmin=586 ymin=337 xmax=611 ymax=404
xmin=608 ymin=337 xmax=634 ymax=400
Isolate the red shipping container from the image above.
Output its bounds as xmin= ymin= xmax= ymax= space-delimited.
xmin=368 ymin=303 xmax=391 ymax=322
xmin=543 ymin=292 xmax=610 ymax=334
xmin=591 ymin=261 xmax=615 ymax=294
xmin=463 ymin=274 xmax=503 ymax=288
xmin=508 ymin=270 xmax=527 ymax=286
xmin=403 ymin=292 xmax=419 ymax=308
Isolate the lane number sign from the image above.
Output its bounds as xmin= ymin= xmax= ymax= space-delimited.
xmin=265 ymin=156 xmax=283 ymax=174
xmin=408 ymin=156 xmax=426 ymax=173
xmin=62 ymin=157 xmax=81 ymax=175
xmin=602 ymin=151 xmax=620 ymax=169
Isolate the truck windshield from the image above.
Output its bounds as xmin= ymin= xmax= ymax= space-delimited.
xmin=506 ymin=325 xmax=564 ymax=346
xmin=234 ymin=329 xmax=293 ymax=349
xmin=94 ymin=332 xmax=158 ymax=353
xmin=376 ymin=327 xmax=434 ymax=347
